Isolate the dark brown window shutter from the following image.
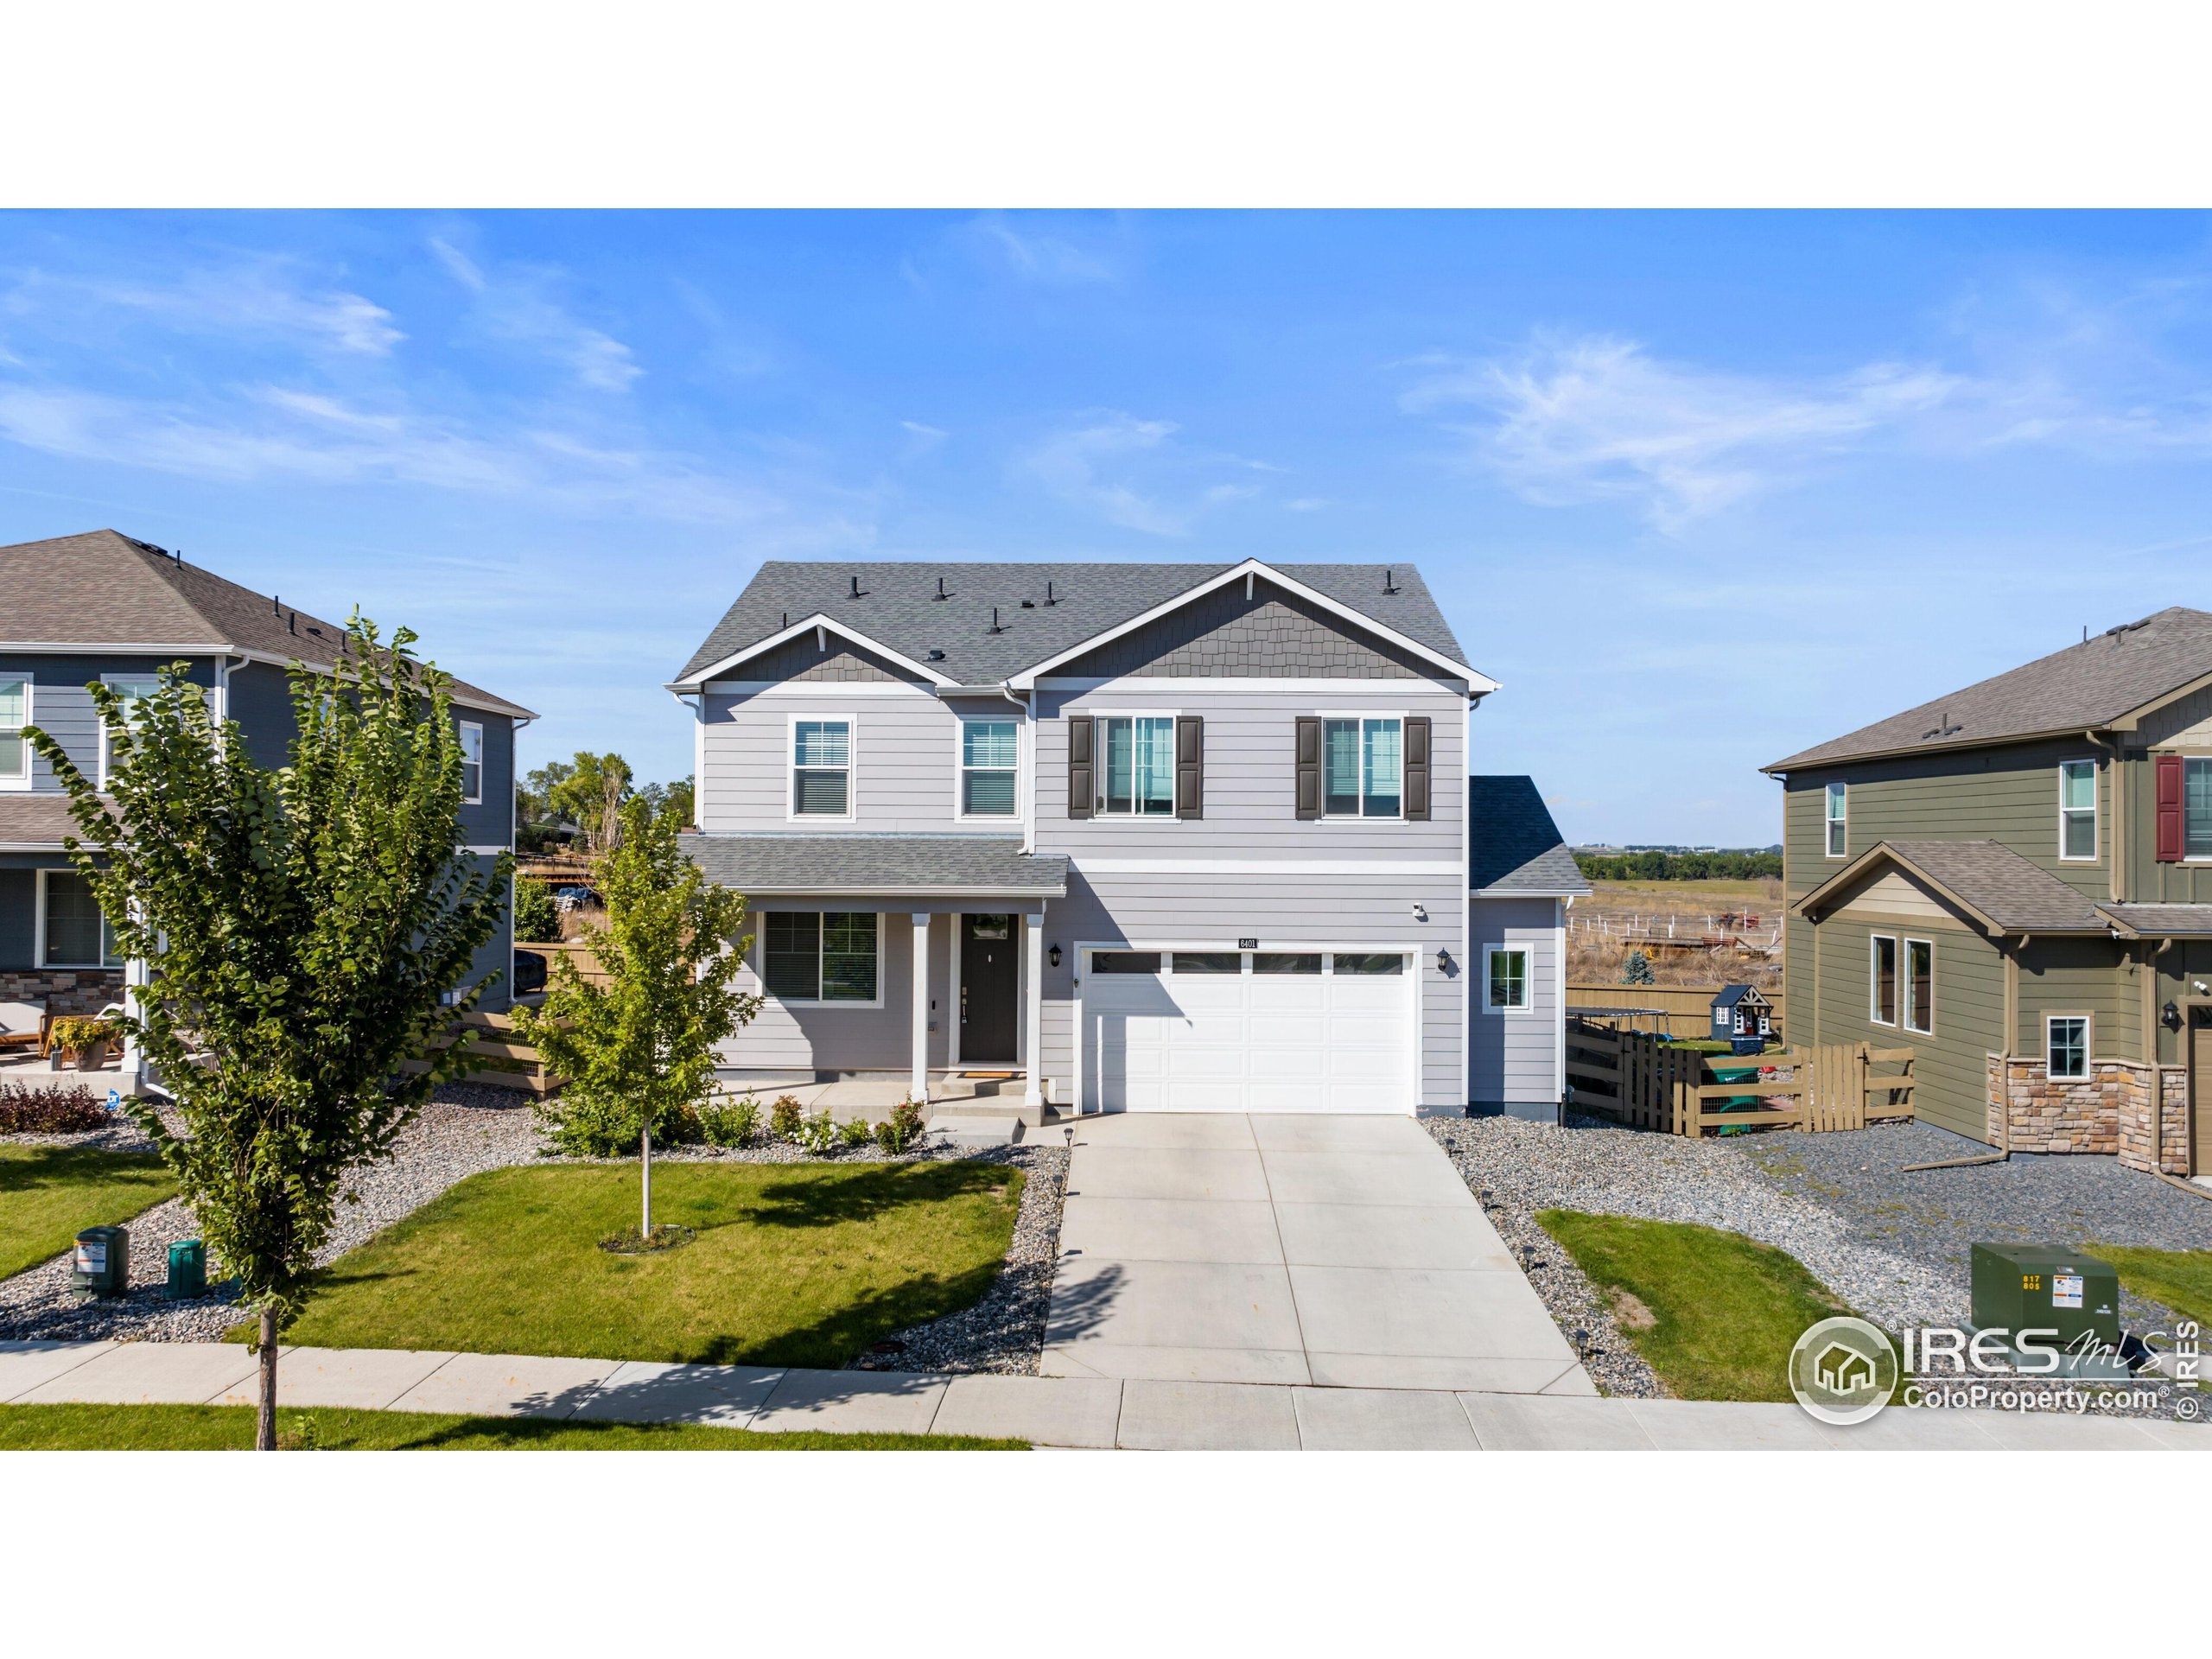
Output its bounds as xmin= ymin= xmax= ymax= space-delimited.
xmin=1067 ymin=715 xmax=1094 ymax=819
xmin=1403 ymin=716 xmax=1432 ymax=821
xmin=2156 ymin=752 xmax=2185 ymax=861
xmin=1176 ymin=715 xmax=1203 ymax=819
xmin=1294 ymin=716 xmax=1321 ymax=820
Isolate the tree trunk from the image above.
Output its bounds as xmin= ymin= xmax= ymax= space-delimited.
xmin=257 ymin=1305 xmax=279 ymax=1451
xmin=641 ymin=1121 xmax=652 ymax=1236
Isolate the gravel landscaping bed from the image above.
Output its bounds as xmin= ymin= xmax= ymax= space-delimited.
xmin=1 ymin=1087 xmax=1067 ymax=1373
xmin=1427 ymin=1112 xmax=2212 ymax=1422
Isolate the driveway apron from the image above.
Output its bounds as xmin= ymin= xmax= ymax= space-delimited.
xmin=1041 ymin=1113 xmax=1590 ymax=1392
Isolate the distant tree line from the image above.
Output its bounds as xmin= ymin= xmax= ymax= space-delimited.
xmin=1573 ymin=849 xmax=1783 ymax=881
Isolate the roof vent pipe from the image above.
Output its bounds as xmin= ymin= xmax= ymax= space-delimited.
xmin=1382 ymin=568 xmax=1398 ymax=594
xmin=934 ymin=576 xmax=948 ymax=601
xmin=1044 ymin=580 xmax=1056 ymax=606
xmin=988 ymin=607 xmax=1004 ymax=635
xmin=849 ymin=575 xmax=861 ymax=599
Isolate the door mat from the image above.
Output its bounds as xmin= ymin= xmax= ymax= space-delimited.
xmin=958 ymin=1071 xmax=1017 ymax=1079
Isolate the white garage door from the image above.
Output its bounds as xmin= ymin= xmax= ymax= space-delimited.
xmin=1082 ymin=949 xmax=1414 ymax=1113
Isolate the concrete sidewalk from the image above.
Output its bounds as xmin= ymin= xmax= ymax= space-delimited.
xmin=3 ymin=1341 xmax=2202 ymax=1449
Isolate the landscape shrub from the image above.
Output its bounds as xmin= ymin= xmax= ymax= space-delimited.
xmin=770 ymin=1095 xmax=803 ymax=1139
xmin=796 ymin=1107 xmax=838 ymax=1155
xmin=544 ymin=1093 xmax=702 ymax=1157
xmin=1621 ymin=950 xmax=1656 ymax=986
xmin=0 ymin=1083 xmax=110 ymax=1135
xmin=838 ymin=1115 xmax=874 ymax=1149
xmin=698 ymin=1096 xmax=760 ymax=1147
xmin=512 ymin=878 xmax=561 ymax=944
xmin=874 ymin=1098 xmax=926 ymax=1154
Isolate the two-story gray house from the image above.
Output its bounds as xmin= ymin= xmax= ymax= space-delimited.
xmin=671 ymin=556 xmax=1573 ymax=1120
xmin=1766 ymin=607 xmax=2212 ymax=1179
xmin=0 ymin=530 xmax=535 ymax=1077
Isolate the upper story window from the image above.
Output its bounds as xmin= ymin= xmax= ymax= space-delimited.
xmin=1324 ymin=716 xmax=1402 ymax=818
xmin=99 ymin=676 xmax=162 ymax=786
xmin=1101 ymin=715 xmax=1175 ymax=817
xmin=0 ymin=676 xmax=28 ymax=786
xmin=791 ymin=718 xmax=853 ymax=818
xmin=458 ymin=721 xmax=484 ymax=805
xmin=2189 ymin=758 xmax=2212 ymax=861
xmin=2057 ymin=760 xmax=2096 ymax=861
xmin=960 ymin=719 xmax=1018 ymax=817
xmin=1825 ymin=781 xmax=1847 ymax=857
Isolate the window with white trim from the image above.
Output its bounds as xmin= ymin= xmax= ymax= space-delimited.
xmin=1903 ymin=938 xmax=1933 ymax=1035
xmin=2058 ymin=760 xmax=2095 ymax=861
xmin=2046 ymin=1014 xmax=2088 ymax=1080
xmin=1100 ymin=715 xmax=1175 ymax=817
xmin=0 ymin=676 xmax=28 ymax=785
xmin=97 ymin=675 xmax=162 ymax=786
xmin=458 ymin=721 xmax=484 ymax=805
xmin=2188 ymin=757 xmax=2212 ymax=861
xmin=1825 ymin=781 xmax=1847 ymax=857
xmin=1485 ymin=946 xmax=1530 ymax=1011
xmin=1322 ymin=716 xmax=1402 ymax=818
xmin=763 ymin=911 xmax=878 ymax=1002
xmin=791 ymin=720 xmax=853 ymax=817
xmin=1870 ymin=934 xmax=1897 ymax=1025
xmin=41 ymin=871 xmax=117 ymax=967
xmin=960 ymin=719 xmax=1018 ymax=817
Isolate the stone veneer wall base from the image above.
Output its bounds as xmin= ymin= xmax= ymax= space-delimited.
xmin=1986 ymin=1053 xmax=2189 ymax=1177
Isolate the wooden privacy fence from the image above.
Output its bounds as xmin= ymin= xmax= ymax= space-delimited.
xmin=403 ymin=1009 xmax=560 ymax=1096
xmin=518 ymin=939 xmax=610 ymax=987
xmin=1565 ymin=1016 xmax=1912 ymax=1138
xmin=1566 ymin=983 xmax=1788 ymax=1040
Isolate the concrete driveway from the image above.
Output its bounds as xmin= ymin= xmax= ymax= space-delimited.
xmin=1041 ymin=1113 xmax=1593 ymax=1394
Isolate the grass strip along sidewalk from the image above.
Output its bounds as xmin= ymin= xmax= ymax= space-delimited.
xmin=0 ymin=1403 xmax=1023 ymax=1451
xmin=0 ymin=1146 xmax=177 ymax=1281
xmin=269 ymin=1160 xmax=1025 ymax=1369
xmin=1536 ymin=1210 xmax=1859 ymax=1402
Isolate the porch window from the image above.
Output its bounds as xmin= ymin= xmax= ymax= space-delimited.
xmin=1486 ymin=946 xmax=1530 ymax=1011
xmin=1903 ymin=938 xmax=1933 ymax=1035
xmin=1870 ymin=934 xmax=1897 ymax=1025
xmin=763 ymin=911 xmax=878 ymax=1002
xmin=960 ymin=719 xmax=1018 ymax=817
xmin=2058 ymin=760 xmax=2095 ymax=861
xmin=1101 ymin=715 xmax=1175 ymax=816
xmin=2189 ymin=757 xmax=2212 ymax=861
xmin=1322 ymin=717 xmax=1402 ymax=818
xmin=791 ymin=720 xmax=852 ymax=817
xmin=2046 ymin=1014 xmax=2088 ymax=1080
xmin=0 ymin=677 xmax=28 ymax=785
xmin=1825 ymin=782 xmax=1847 ymax=857
xmin=458 ymin=721 xmax=484 ymax=804
xmin=99 ymin=676 xmax=162 ymax=785
xmin=41 ymin=871 xmax=117 ymax=968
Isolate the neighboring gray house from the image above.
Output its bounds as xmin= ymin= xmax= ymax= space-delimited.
xmin=0 ymin=530 xmax=535 ymax=1078
xmin=1467 ymin=775 xmax=1588 ymax=1118
xmin=671 ymin=556 xmax=1561 ymax=1117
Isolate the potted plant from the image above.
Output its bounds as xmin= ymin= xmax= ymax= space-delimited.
xmin=49 ymin=1015 xmax=118 ymax=1071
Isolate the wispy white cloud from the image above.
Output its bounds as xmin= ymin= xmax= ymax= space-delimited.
xmin=1285 ymin=496 xmax=1328 ymax=512
xmin=429 ymin=237 xmax=641 ymax=391
xmin=1022 ymin=412 xmax=1185 ymax=533
xmin=3 ymin=261 xmax=402 ymax=356
xmin=1404 ymin=333 xmax=1959 ymax=529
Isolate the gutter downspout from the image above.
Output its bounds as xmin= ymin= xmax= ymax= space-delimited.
xmin=1001 ymin=683 xmax=1034 ymax=857
xmin=2086 ymin=729 xmax=2120 ymax=903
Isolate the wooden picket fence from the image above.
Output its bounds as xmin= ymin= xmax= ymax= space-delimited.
xmin=1565 ymin=1015 xmax=1913 ymax=1138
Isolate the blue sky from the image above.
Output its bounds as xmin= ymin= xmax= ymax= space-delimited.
xmin=4 ymin=209 xmax=2211 ymax=844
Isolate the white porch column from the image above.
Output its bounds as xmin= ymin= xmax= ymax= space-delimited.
xmin=119 ymin=954 xmax=149 ymax=1095
xmin=910 ymin=912 xmax=931 ymax=1103
xmin=1022 ymin=910 xmax=1045 ymax=1111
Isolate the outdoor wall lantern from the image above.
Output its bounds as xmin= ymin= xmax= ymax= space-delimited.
xmin=2164 ymin=1000 xmax=2182 ymax=1031
xmin=1436 ymin=948 xmax=1452 ymax=974
xmin=1048 ymin=944 xmax=1062 ymax=969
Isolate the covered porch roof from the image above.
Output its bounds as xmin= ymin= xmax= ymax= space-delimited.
xmin=681 ymin=832 xmax=1068 ymax=899
xmin=1794 ymin=838 xmax=2108 ymax=935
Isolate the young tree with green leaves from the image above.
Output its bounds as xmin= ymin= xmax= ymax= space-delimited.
xmin=27 ymin=620 xmax=509 ymax=1451
xmin=546 ymin=751 xmax=632 ymax=854
xmin=515 ymin=795 xmax=758 ymax=1236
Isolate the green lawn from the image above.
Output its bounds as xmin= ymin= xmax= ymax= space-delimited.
xmin=1536 ymin=1210 xmax=1858 ymax=1402
xmin=2087 ymin=1245 xmax=2212 ymax=1332
xmin=0 ymin=1403 xmax=1022 ymax=1451
xmin=0 ymin=1144 xmax=178 ymax=1281
xmin=271 ymin=1160 xmax=1025 ymax=1368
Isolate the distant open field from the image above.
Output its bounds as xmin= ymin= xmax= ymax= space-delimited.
xmin=1570 ymin=877 xmax=1784 ymax=991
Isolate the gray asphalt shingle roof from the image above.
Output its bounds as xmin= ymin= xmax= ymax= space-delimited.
xmin=0 ymin=530 xmax=533 ymax=718
xmin=673 ymin=560 xmax=1469 ymax=686
xmin=1766 ymin=607 xmax=2212 ymax=772
xmin=2094 ymin=903 xmax=2212 ymax=938
xmin=1468 ymin=776 xmax=1590 ymax=895
xmin=1803 ymin=838 xmax=2106 ymax=932
xmin=682 ymin=833 xmax=1069 ymax=895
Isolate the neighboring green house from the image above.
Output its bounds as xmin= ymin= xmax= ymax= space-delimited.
xmin=1764 ymin=608 xmax=2212 ymax=1178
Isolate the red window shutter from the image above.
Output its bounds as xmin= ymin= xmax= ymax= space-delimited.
xmin=2156 ymin=753 xmax=2185 ymax=861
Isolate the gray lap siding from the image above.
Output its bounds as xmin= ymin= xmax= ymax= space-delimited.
xmin=1467 ymin=894 xmax=1562 ymax=1108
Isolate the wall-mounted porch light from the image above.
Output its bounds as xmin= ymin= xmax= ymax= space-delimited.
xmin=1435 ymin=948 xmax=1452 ymax=974
xmin=1049 ymin=944 xmax=1062 ymax=969
xmin=2163 ymin=1000 xmax=2182 ymax=1031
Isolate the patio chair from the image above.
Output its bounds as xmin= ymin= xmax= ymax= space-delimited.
xmin=0 ymin=997 xmax=51 ymax=1059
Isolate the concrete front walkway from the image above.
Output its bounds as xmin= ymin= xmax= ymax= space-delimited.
xmin=2 ymin=1341 xmax=2201 ymax=1449
xmin=1039 ymin=1112 xmax=1590 ymax=1392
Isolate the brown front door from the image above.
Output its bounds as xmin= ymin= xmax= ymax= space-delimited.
xmin=960 ymin=914 xmax=1018 ymax=1064
xmin=2194 ymin=1007 xmax=2212 ymax=1176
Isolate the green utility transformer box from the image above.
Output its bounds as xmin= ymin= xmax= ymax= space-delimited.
xmin=70 ymin=1225 xmax=129 ymax=1300
xmin=1969 ymin=1243 xmax=2120 ymax=1350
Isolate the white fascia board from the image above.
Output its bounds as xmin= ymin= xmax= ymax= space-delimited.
xmin=666 ymin=613 xmax=957 ymax=692
xmin=1005 ymin=559 xmax=1501 ymax=695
